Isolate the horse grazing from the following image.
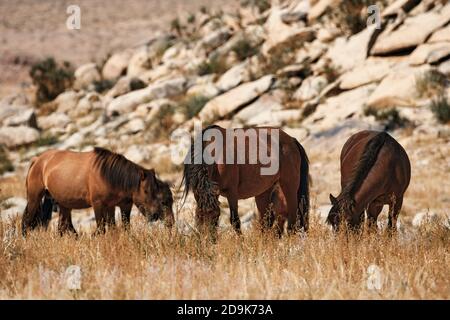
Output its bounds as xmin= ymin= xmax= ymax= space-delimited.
xmin=22 ymin=147 xmax=174 ymax=235
xmin=327 ymin=130 xmax=411 ymax=231
xmin=182 ymin=125 xmax=310 ymax=237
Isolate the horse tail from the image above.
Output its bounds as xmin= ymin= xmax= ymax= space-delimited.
xmin=38 ymin=194 xmax=53 ymax=228
xmin=181 ymin=125 xmax=220 ymax=212
xmin=294 ymin=139 xmax=310 ymax=232
xmin=344 ymin=131 xmax=389 ymax=200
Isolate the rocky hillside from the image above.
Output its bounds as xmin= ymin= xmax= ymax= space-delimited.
xmin=0 ymin=0 xmax=449 ymax=231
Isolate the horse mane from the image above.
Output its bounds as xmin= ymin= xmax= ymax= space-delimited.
xmin=340 ymin=132 xmax=389 ymax=203
xmin=93 ymin=147 xmax=143 ymax=192
xmin=181 ymin=125 xmax=221 ymax=212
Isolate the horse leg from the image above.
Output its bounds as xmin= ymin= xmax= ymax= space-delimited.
xmin=280 ymin=182 xmax=300 ymax=234
xmin=120 ymin=200 xmax=133 ymax=230
xmin=58 ymin=206 xmax=77 ymax=236
xmin=93 ymin=203 xmax=107 ymax=235
xmin=388 ymin=194 xmax=403 ymax=231
xmin=105 ymin=207 xmax=116 ymax=230
xmin=255 ymin=189 xmax=275 ymax=232
xmin=367 ymin=203 xmax=383 ymax=231
xmin=227 ymin=195 xmax=241 ymax=235
xmin=22 ymin=186 xmax=45 ymax=235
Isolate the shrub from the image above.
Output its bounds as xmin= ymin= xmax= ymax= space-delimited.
xmin=34 ymin=134 xmax=59 ymax=147
xmin=0 ymin=145 xmax=14 ymax=175
xmin=29 ymin=58 xmax=74 ymax=104
xmin=240 ymin=0 xmax=271 ymax=13
xmin=231 ymin=38 xmax=259 ymax=61
xmin=187 ymin=13 xmax=196 ymax=24
xmin=415 ymin=70 xmax=447 ymax=98
xmin=171 ymin=18 xmax=183 ymax=36
xmin=93 ymin=79 xmax=115 ymax=93
xmin=179 ymin=95 xmax=210 ymax=119
xmin=430 ymin=94 xmax=450 ymax=124
xmin=129 ymin=78 xmax=146 ymax=91
xmin=197 ymin=55 xmax=229 ymax=76
xmin=364 ymin=106 xmax=410 ymax=131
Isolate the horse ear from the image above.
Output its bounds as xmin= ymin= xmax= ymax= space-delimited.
xmin=329 ymin=194 xmax=337 ymax=205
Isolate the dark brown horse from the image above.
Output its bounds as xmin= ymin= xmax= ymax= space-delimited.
xmin=182 ymin=125 xmax=310 ymax=237
xmin=327 ymin=130 xmax=411 ymax=231
xmin=22 ymin=147 xmax=174 ymax=235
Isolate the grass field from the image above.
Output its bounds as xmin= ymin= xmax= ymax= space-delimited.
xmin=0 ymin=213 xmax=448 ymax=299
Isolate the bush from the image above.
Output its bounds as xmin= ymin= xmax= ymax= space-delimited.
xmin=34 ymin=134 xmax=59 ymax=147
xmin=179 ymin=95 xmax=210 ymax=119
xmin=197 ymin=55 xmax=229 ymax=76
xmin=29 ymin=57 xmax=74 ymax=104
xmin=0 ymin=146 xmax=14 ymax=175
xmin=93 ymin=79 xmax=115 ymax=93
xmin=430 ymin=94 xmax=450 ymax=124
xmin=240 ymin=0 xmax=271 ymax=13
xmin=416 ymin=70 xmax=447 ymax=98
xmin=323 ymin=0 xmax=376 ymax=35
xmin=364 ymin=106 xmax=410 ymax=131
xmin=231 ymin=38 xmax=259 ymax=61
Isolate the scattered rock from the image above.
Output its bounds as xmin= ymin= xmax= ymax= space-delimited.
xmin=0 ymin=126 xmax=40 ymax=148
xmin=409 ymin=42 xmax=450 ymax=65
xmin=339 ymin=58 xmax=395 ymax=90
xmin=216 ymin=61 xmax=250 ymax=92
xmin=199 ymin=75 xmax=275 ymax=122
xmin=371 ymin=5 xmax=450 ymax=55
xmin=102 ymin=49 xmax=134 ymax=80
xmin=3 ymin=109 xmax=37 ymax=129
xmin=428 ymin=25 xmax=450 ymax=43
xmin=73 ymin=63 xmax=101 ymax=90
xmin=107 ymin=76 xmax=186 ymax=115
xmin=55 ymin=91 xmax=84 ymax=114
xmin=38 ymin=112 xmax=72 ymax=131
xmin=1 ymin=197 xmax=27 ymax=220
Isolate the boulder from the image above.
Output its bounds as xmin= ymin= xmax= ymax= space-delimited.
xmin=428 ymin=25 xmax=450 ymax=43
xmin=366 ymin=65 xmax=431 ymax=109
xmin=198 ymin=75 xmax=274 ymax=122
xmin=107 ymin=77 xmax=186 ymax=115
xmin=55 ymin=91 xmax=84 ymax=114
xmin=438 ymin=59 xmax=450 ymax=75
xmin=262 ymin=6 xmax=315 ymax=55
xmin=38 ymin=112 xmax=71 ymax=131
xmin=186 ymin=83 xmax=219 ymax=99
xmin=124 ymin=145 xmax=150 ymax=164
xmin=409 ymin=42 xmax=450 ymax=65
xmin=122 ymin=118 xmax=145 ymax=134
xmin=102 ymin=49 xmax=134 ymax=80
xmin=247 ymin=109 xmax=302 ymax=126
xmin=234 ymin=92 xmax=284 ymax=124
xmin=199 ymin=27 xmax=232 ymax=52
xmin=1 ymin=197 xmax=27 ymax=220
xmin=294 ymin=75 xmax=328 ymax=101
xmin=339 ymin=58 xmax=396 ymax=90
xmin=216 ymin=61 xmax=250 ymax=92
xmin=326 ymin=25 xmax=378 ymax=72
xmin=3 ymin=108 xmax=37 ymax=129
xmin=69 ymin=93 xmax=103 ymax=118
xmin=382 ymin=0 xmax=421 ymax=17
xmin=371 ymin=4 xmax=450 ymax=55
xmin=0 ymin=126 xmax=39 ymax=147
xmin=308 ymin=0 xmax=341 ymax=21
xmin=73 ymin=63 xmax=101 ymax=90
xmin=60 ymin=132 xmax=85 ymax=149
xmin=127 ymin=48 xmax=153 ymax=78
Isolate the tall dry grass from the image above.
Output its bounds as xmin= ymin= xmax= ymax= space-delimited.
xmin=0 ymin=214 xmax=448 ymax=299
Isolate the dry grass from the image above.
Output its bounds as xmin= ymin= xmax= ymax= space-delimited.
xmin=0 ymin=215 xmax=448 ymax=299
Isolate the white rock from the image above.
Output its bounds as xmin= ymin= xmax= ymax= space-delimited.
xmin=73 ymin=63 xmax=101 ymax=90
xmin=186 ymin=83 xmax=219 ymax=99
xmin=122 ymin=118 xmax=145 ymax=134
xmin=1 ymin=197 xmax=27 ymax=220
xmin=55 ymin=91 xmax=83 ymax=114
xmin=107 ymin=77 xmax=186 ymax=115
xmin=308 ymin=0 xmax=340 ymax=21
xmin=0 ymin=126 xmax=39 ymax=147
xmin=412 ymin=211 xmax=439 ymax=227
xmin=60 ymin=132 xmax=84 ymax=149
xmin=102 ymin=49 xmax=134 ymax=80
xmin=124 ymin=145 xmax=149 ymax=164
xmin=339 ymin=58 xmax=396 ymax=90
xmin=127 ymin=48 xmax=153 ymax=78
xmin=3 ymin=109 xmax=37 ymax=129
xmin=234 ymin=92 xmax=284 ymax=124
xmin=294 ymin=75 xmax=328 ymax=101
xmin=216 ymin=61 xmax=250 ymax=92
xmin=428 ymin=25 xmax=450 ymax=43
xmin=409 ymin=42 xmax=450 ymax=65
xmin=38 ymin=112 xmax=72 ymax=131
xmin=199 ymin=75 xmax=275 ymax=122
xmin=366 ymin=65 xmax=430 ymax=109
xmin=371 ymin=4 xmax=450 ymax=55
xmin=199 ymin=27 xmax=232 ymax=52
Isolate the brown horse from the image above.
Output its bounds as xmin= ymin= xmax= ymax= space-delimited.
xmin=22 ymin=147 xmax=174 ymax=235
xmin=327 ymin=130 xmax=411 ymax=231
xmin=182 ymin=125 xmax=310 ymax=237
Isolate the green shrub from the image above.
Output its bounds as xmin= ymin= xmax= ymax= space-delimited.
xmin=0 ymin=146 xmax=14 ymax=175
xmin=430 ymin=94 xmax=450 ymax=124
xmin=197 ymin=55 xmax=229 ymax=76
xmin=93 ymin=79 xmax=115 ymax=93
xmin=416 ymin=70 xmax=447 ymax=98
xmin=29 ymin=57 xmax=74 ymax=104
xmin=129 ymin=78 xmax=146 ymax=91
xmin=187 ymin=13 xmax=196 ymax=24
xmin=179 ymin=95 xmax=210 ymax=119
xmin=231 ymin=38 xmax=259 ymax=61
xmin=34 ymin=134 xmax=59 ymax=147
xmin=364 ymin=106 xmax=410 ymax=131
xmin=240 ymin=0 xmax=271 ymax=13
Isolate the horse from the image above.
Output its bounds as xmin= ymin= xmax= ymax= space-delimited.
xmin=327 ymin=130 xmax=411 ymax=231
xmin=182 ymin=125 xmax=310 ymax=237
xmin=22 ymin=147 xmax=174 ymax=235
